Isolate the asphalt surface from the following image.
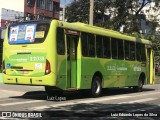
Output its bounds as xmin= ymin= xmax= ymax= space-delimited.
xmin=0 ymin=74 xmax=160 ymax=119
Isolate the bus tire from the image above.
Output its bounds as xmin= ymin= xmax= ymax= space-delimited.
xmin=133 ymin=79 xmax=143 ymax=92
xmin=91 ymin=76 xmax=102 ymax=97
xmin=45 ymin=86 xmax=63 ymax=96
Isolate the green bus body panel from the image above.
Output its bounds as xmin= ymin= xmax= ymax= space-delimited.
xmin=4 ymin=48 xmax=46 ymax=76
xmin=80 ymin=58 xmax=146 ymax=89
xmin=56 ymin=55 xmax=67 ymax=90
xmin=2 ymin=20 xmax=58 ymax=86
xmin=2 ymin=20 xmax=154 ymax=91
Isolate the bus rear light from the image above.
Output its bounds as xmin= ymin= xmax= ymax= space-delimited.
xmin=2 ymin=60 xmax=6 ymax=74
xmin=45 ymin=59 xmax=51 ymax=75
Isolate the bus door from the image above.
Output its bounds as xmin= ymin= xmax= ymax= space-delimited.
xmin=65 ymin=30 xmax=79 ymax=89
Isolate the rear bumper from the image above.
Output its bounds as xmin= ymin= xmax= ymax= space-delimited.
xmin=2 ymin=73 xmax=56 ymax=86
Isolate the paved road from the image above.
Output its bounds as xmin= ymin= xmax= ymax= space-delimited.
xmin=0 ymin=84 xmax=160 ymax=119
xmin=0 ymin=74 xmax=160 ymax=119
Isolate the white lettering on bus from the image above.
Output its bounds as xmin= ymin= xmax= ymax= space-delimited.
xmin=107 ymin=66 xmax=127 ymax=71
xmin=133 ymin=66 xmax=141 ymax=71
xmin=11 ymin=58 xmax=27 ymax=62
xmin=107 ymin=66 xmax=116 ymax=71
xmin=117 ymin=67 xmax=127 ymax=71
xmin=30 ymin=56 xmax=45 ymax=62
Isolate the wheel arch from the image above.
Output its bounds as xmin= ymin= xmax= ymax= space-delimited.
xmin=91 ymin=71 xmax=103 ymax=97
xmin=92 ymin=71 xmax=103 ymax=86
xmin=139 ymin=72 xmax=146 ymax=85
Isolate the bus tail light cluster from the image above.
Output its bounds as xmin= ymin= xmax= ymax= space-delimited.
xmin=45 ymin=59 xmax=51 ymax=75
xmin=2 ymin=60 xmax=6 ymax=74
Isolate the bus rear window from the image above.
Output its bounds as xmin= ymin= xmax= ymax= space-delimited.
xmin=8 ymin=23 xmax=49 ymax=44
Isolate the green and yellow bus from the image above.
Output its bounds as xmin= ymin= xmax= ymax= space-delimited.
xmin=2 ymin=20 xmax=154 ymax=97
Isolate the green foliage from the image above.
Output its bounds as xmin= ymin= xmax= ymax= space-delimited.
xmin=66 ymin=0 xmax=89 ymax=23
xmin=66 ymin=0 xmax=159 ymax=32
xmin=66 ymin=0 xmax=160 ymax=59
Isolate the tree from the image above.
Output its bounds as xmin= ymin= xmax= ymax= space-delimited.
xmin=124 ymin=0 xmax=160 ymax=34
xmin=66 ymin=0 xmax=90 ymax=23
xmin=66 ymin=0 xmax=159 ymax=34
xmin=66 ymin=0 xmax=160 ymax=60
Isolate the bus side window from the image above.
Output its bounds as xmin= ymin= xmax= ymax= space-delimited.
xmin=88 ymin=34 xmax=95 ymax=57
xmin=96 ymin=35 xmax=103 ymax=58
xmin=57 ymin=28 xmax=65 ymax=55
xmin=117 ymin=39 xmax=124 ymax=60
xmin=130 ymin=42 xmax=135 ymax=60
xmin=136 ymin=43 xmax=141 ymax=61
xmin=81 ymin=32 xmax=88 ymax=56
xmin=124 ymin=41 xmax=130 ymax=60
xmin=103 ymin=37 xmax=111 ymax=58
xmin=141 ymin=44 xmax=146 ymax=61
xmin=111 ymin=38 xmax=118 ymax=59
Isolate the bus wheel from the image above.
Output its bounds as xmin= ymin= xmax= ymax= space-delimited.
xmin=91 ymin=76 xmax=102 ymax=97
xmin=133 ymin=79 xmax=143 ymax=92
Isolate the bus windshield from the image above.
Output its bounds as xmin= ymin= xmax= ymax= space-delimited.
xmin=8 ymin=23 xmax=50 ymax=44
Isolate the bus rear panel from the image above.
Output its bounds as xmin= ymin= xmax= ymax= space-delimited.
xmin=2 ymin=21 xmax=56 ymax=86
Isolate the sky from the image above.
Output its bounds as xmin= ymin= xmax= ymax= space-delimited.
xmin=0 ymin=0 xmax=24 ymax=12
xmin=60 ymin=0 xmax=73 ymax=5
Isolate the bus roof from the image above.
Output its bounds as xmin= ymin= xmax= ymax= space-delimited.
xmin=56 ymin=20 xmax=151 ymax=45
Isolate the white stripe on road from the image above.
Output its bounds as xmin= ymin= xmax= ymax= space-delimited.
xmin=0 ymin=90 xmax=160 ymax=109
xmin=0 ymin=99 xmax=17 ymax=102
xmin=129 ymin=91 xmax=160 ymax=97
xmin=0 ymin=117 xmax=14 ymax=120
xmin=118 ymin=98 xmax=158 ymax=104
xmin=30 ymin=91 xmax=160 ymax=110
xmin=0 ymin=89 xmax=24 ymax=99
xmin=31 ymin=97 xmax=158 ymax=110
xmin=78 ymin=95 xmax=131 ymax=103
xmin=31 ymin=95 xmax=131 ymax=110
xmin=0 ymin=89 xmax=24 ymax=93
xmin=0 ymin=89 xmax=25 ymax=94
xmin=0 ymin=100 xmax=44 ymax=106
